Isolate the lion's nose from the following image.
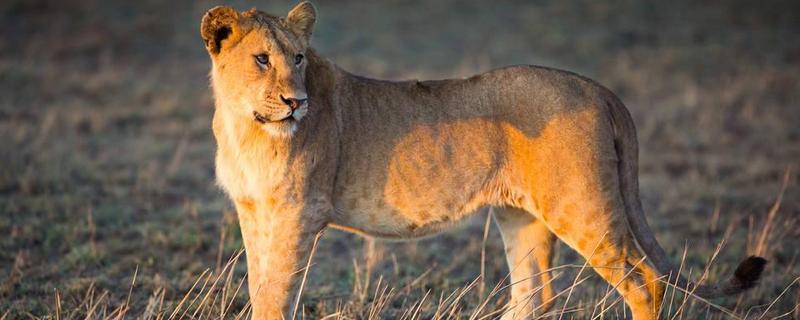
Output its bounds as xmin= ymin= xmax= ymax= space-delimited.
xmin=280 ymin=94 xmax=308 ymax=110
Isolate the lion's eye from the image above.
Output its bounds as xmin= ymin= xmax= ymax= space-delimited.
xmin=255 ymin=54 xmax=269 ymax=67
xmin=294 ymin=54 xmax=304 ymax=66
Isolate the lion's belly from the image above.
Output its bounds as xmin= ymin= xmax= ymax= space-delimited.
xmin=332 ymin=119 xmax=507 ymax=238
xmin=330 ymin=196 xmax=478 ymax=239
xmin=333 ymin=172 xmax=497 ymax=238
xmin=332 ymin=170 xmax=482 ymax=238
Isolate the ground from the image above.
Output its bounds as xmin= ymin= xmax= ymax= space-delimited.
xmin=1 ymin=0 xmax=798 ymax=319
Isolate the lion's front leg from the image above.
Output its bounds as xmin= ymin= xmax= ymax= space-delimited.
xmin=233 ymin=196 xmax=328 ymax=320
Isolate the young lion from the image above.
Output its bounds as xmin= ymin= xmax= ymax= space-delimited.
xmin=200 ymin=3 xmax=766 ymax=319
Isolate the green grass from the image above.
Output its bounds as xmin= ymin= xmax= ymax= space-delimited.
xmin=1 ymin=0 xmax=799 ymax=318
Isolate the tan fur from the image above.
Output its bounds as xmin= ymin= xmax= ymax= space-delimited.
xmin=201 ymin=3 xmax=764 ymax=319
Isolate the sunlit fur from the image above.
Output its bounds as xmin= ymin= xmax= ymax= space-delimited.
xmin=201 ymin=3 xmax=765 ymax=320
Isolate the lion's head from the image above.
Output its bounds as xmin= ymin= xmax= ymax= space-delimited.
xmin=201 ymin=2 xmax=316 ymax=137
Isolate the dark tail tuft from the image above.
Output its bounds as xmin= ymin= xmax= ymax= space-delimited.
xmin=730 ymin=256 xmax=767 ymax=291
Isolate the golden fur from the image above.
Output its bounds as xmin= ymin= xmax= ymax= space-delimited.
xmin=201 ymin=3 xmax=765 ymax=319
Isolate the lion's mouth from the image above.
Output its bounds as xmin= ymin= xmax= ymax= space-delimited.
xmin=253 ymin=111 xmax=269 ymax=124
xmin=253 ymin=110 xmax=294 ymax=124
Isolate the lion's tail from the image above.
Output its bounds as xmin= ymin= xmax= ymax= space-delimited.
xmin=606 ymin=94 xmax=767 ymax=299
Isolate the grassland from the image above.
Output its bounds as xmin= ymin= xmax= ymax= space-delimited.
xmin=1 ymin=0 xmax=798 ymax=318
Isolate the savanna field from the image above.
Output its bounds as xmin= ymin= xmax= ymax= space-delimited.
xmin=1 ymin=0 xmax=799 ymax=318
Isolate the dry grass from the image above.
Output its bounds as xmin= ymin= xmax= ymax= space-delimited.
xmin=1 ymin=0 xmax=798 ymax=319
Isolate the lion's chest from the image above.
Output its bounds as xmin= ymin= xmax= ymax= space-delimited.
xmin=215 ymin=139 xmax=288 ymax=201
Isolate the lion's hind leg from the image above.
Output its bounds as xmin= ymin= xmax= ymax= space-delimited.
xmin=535 ymin=193 xmax=665 ymax=320
xmin=492 ymin=206 xmax=556 ymax=320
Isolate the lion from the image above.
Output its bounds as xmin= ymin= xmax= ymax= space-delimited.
xmin=200 ymin=3 xmax=766 ymax=319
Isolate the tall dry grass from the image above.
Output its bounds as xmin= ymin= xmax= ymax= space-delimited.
xmin=36 ymin=167 xmax=798 ymax=319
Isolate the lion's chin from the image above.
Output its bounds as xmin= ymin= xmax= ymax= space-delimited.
xmin=259 ymin=119 xmax=298 ymax=137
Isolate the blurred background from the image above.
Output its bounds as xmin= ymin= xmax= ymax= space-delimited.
xmin=1 ymin=0 xmax=798 ymax=318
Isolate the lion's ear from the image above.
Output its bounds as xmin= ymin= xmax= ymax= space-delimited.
xmin=201 ymin=6 xmax=242 ymax=55
xmin=286 ymin=1 xmax=316 ymax=41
